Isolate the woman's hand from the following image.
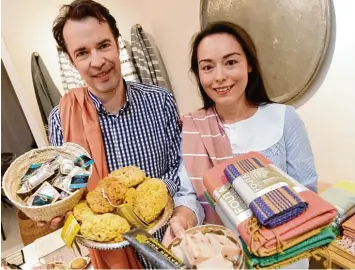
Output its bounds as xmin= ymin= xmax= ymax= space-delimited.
xmin=36 ymin=211 xmax=72 ymax=230
xmin=162 ymin=206 xmax=197 ymax=247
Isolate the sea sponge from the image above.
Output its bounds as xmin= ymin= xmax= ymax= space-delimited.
xmin=109 ymin=166 xmax=146 ymax=187
xmin=73 ymin=201 xmax=95 ymax=222
xmin=86 ymin=189 xmax=114 ymax=214
xmin=133 ymin=178 xmax=168 ymax=223
xmin=80 ymin=213 xmax=130 ymax=242
xmin=99 ymin=177 xmax=127 ymax=206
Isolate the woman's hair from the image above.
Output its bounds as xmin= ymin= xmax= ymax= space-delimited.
xmin=52 ymin=0 xmax=119 ymax=54
xmin=190 ymin=21 xmax=272 ymax=109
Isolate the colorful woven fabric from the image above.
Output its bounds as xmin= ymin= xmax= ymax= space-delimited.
xmin=321 ymin=180 xmax=355 ymax=229
xmin=342 ymin=214 xmax=355 ymax=241
xmin=224 ymin=159 xmax=308 ymax=228
xmin=242 ymin=227 xmax=335 ymax=267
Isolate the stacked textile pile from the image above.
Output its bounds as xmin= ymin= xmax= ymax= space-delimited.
xmin=203 ymin=152 xmax=337 ymax=269
xmin=320 ymin=180 xmax=355 ymax=235
xmin=342 ymin=214 xmax=355 ymax=242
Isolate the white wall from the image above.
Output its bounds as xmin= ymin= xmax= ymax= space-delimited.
xmin=1 ymin=0 xmax=354 ymax=183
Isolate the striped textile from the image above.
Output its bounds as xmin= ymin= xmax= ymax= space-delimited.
xmin=56 ymin=35 xmax=139 ymax=92
xmin=343 ymin=214 xmax=355 ymax=241
xmin=224 ymin=159 xmax=308 ymax=228
xmin=182 ymin=107 xmax=234 ymax=224
xmin=131 ymin=24 xmax=167 ymax=89
xmin=320 ymin=180 xmax=355 ymax=229
xmin=57 ymin=48 xmax=86 ymax=92
xmin=117 ymin=35 xmax=140 ymax=82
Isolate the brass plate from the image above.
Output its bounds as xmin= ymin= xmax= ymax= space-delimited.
xmin=200 ymin=0 xmax=332 ymax=104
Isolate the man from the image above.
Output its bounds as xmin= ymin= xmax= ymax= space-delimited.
xmin=46 ymin=0 xmax=203 ymax=268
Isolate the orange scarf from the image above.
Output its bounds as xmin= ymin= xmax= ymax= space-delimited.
xmin=59 ymin=87 xmax=142 ymax=269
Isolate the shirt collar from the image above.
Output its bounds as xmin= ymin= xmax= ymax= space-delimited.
xmin=88 ymin=79 xmax=132 ymax=115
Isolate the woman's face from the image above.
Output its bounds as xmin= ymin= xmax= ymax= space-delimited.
xmin=197 ymin=33 xmax=251 ymax=107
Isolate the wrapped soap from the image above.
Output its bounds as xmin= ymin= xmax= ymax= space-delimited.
xmin=59 ymin=189 xmax=71 ymax=200
xmin=17 ymin=156 xmax=62 ymax=195
xmin=74 ymin=155 xmax=93 ymax=170
xmin=53 ymin=167 xmax=88 ymax=192
xmin=52 ymin=174 xmax=72 ymax=193
xmin=27 ymin=182 xmax=61 ymax=206
xmin=20 ymin=163 xmax=42 ymax=185
xmin=60 ymin=159 xmax=75 ymax=175
xmin=28 ymin=164 xmax=55 ymax=188
xmin=69 ymin=173 xmax=90 ymax=190
xmin=17 ymin=181 xmax=31 ymax=194
xmin=43 ymin=155 xmax=62 ymax=171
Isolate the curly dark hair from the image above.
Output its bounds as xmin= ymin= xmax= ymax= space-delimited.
xmin=52 ymin=0 xmax=119 ymax=54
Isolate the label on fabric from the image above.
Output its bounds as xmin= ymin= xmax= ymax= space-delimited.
xmin=213 ymin=184 xmax=252 ymax=227
xmin=232 ymin=165 xmax=308 ymax=205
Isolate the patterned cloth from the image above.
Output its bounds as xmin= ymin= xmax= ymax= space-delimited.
xmin=57 ymin=48 xmax=86 ymax=92
xmin=243 ymin=227 xmax=335 ymax=267
xmin=321 ymin=180 xmax=355 ymax=230
xmin=48 ymin=81 xmax=181 ymax=268
xmin=333 ymin=236 xmax=355 ymax=257
xmin=342 ymin=214 xmax=355 ymax=241
xmin=56 ymin=35 xmax=139 ymax=92
xmin=131 ymin=24 xmax=167 ymax=89
xmin=224 ymin=158 xmax=308 ymax=228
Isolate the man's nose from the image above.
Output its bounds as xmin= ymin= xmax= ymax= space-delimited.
xmin=90 ymin=51 xmax=105 ymax=68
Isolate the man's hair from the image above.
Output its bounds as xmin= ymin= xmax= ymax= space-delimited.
xmin=52 ymin=0 xmax=120 ymax=54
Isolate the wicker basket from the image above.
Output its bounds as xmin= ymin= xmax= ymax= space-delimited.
xmin=2 ymin=143 xmax=92 ymax=222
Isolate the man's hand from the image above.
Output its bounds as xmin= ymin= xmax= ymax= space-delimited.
xmin=36 ymin=211 xmax=72 ymax=230
xmin=162 ymin=206 xmax=197 ymax=247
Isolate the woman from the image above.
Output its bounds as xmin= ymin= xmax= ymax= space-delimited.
xmin=163 ymin=21 xmax=317 ymax=268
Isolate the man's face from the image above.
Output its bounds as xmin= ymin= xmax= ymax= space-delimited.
xmin=63 ymin=17 xmax=122 ymax=96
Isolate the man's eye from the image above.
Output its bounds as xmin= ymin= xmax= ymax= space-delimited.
xmin=100 ymin=43 xmax=110 ymax=49
xmin=76 ymin=51 xmax=87 ymax=58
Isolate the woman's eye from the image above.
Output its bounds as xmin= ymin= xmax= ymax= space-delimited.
xmin=202 ymin=65 xmax=213 ymax=71
xmin=226 ymin=59 xmax=238 ymax=66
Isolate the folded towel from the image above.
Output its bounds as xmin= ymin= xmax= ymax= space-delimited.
xmin=342 ymin=214 xmax=355 ymax=241
xmin=244 ymin=250 xmax=313 ymax=269
xmin=242 ymin=227 xmax=335 ymax=267
xmin=203 ymin=152 xmax=337 ymax=257
xmin=224 ymin=159 xmax=308 ymax=228
xmin=321 ymin=180 xmax=355 ymax=229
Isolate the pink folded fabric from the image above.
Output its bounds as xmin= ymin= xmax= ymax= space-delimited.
xmin=203 ymin=152 xmax=337 ymax=256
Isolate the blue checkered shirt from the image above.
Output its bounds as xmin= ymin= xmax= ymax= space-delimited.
xmin=48 ymin=81 xmax=204 ymax=268
xmin=49 ymin=81 xmax=182 ymax=194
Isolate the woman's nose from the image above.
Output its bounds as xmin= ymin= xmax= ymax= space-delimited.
xmin=214 ymin=65 xmax=226 ymax=83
